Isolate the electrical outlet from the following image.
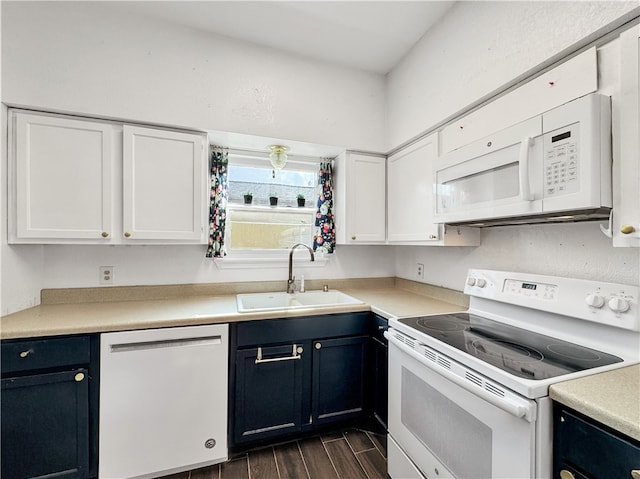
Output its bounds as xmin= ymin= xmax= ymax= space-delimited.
xmin=417 ymin=263 xmax=424 ymax=279
xmin=99 ymin=266 xmax=114 ymax=285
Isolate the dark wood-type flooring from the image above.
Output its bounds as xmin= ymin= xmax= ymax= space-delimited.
xmin=161 ymin=429 xmax=387 ymax=479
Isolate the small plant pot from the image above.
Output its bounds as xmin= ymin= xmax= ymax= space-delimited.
xmin=269 ymin=197 xmax=278 ymax=206
xmin=297 ymin=198 xmax=306 ymax=207
xmin=243 ymin=195 xmax=253 ymax=205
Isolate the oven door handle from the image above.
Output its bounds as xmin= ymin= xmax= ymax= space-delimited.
xmin=386 ymin=332 xmax=536 ymax=422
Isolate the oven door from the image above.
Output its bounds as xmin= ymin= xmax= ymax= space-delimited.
xmin=387 ymin=334 xmax=538 ymax=479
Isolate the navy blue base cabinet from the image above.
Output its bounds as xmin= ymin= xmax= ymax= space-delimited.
xmin=553 ymin=403 xmax=640 ymax=479
xmin=1 ymin=335 xmax=98 ymax=479
xmin=231 ymin=312 xmax=371 ymax=447
xmin=369 ymin=314 xmax=388 ymax=429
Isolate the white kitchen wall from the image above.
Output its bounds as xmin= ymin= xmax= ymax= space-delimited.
xmin=396 ymin=223 xmax=640 ymax=290
xmin=1 ymin=1 xmax=385 ymax=151
xmin=390 ymin=2 xmax=640 ymax=289
xmin=386 ymin=0 xmax=639 ymax=149
xmin=0 ymin=2 xmax=391 ymax=315
xmin=2 ymin=2 xmax=639 ymax=316
xmin=40 ymin=245 xmax=395 ymax=290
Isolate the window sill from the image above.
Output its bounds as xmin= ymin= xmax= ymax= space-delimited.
xmin=213 ymin=254 xmax=329 ymax=270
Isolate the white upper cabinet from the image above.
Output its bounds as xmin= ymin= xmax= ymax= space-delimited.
xmin=335 ymin=152 xmax=386 ymax=244
xmin=123 ymin=125 xmax=206 ymax=242
xmin=9 ymin=110 xmax=208 ymax=244
xmin=613 ymin=26 xmax=640 ymax=247
xmin=387 ymin=134 xmax=479 ymax=246
xmin=10 ymin=112 xmax=114 ymax=241
xmin=387 ymin=135 xmax=439 ymax=243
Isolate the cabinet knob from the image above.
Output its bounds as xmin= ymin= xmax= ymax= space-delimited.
xmin=74 ymin=372 xmax=85 ymax=382
xmin=19 ymin=350 xmax=31 ymax=358
xmin=631 ymin=470 xmax=640 ymax=479
xmin=560 ymin=470 xmax=575 ymax=479
xmin=101 ymin=231 xmax=109 ymax=238
xmin=621 ymin=224 xmax=636 ymax=235
xmin=124 ymin=232 xmax=132 ymax=238
xmin=351 ymin=235 xmax=356 ymax=240
xmin=429 ymin=234 xmax=437 ymax=240
xmin=315 ymin=342 xmax=322 ymax=350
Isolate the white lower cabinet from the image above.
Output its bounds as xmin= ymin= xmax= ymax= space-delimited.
xmin=99 ymin=324 xmax=228 ymax=479
xmin=387 ymin=134 xmax=479 ymax=246
xmin=9 ymin=110 xmax=208 ymax=244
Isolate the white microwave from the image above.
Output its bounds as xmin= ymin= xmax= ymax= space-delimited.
xmin=434 ymin=93 xmax=612 ymax=226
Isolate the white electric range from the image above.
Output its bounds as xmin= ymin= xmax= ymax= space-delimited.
xmin=386 ymin=269 xmax=639 ymax=479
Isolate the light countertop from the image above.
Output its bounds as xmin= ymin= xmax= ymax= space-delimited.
xmin=0 ymin=278 xmax=467 ymax=340
xmin=550 ymin=364 xmax=640 ymax=442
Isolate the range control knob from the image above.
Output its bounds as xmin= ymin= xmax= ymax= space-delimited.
xmin=585 ymin=294 xmax=605 ymax=308
xmin=608 ymin=297 xmax=630 ymax=314
xmin=466 ymin=277 xmax=476 ymax=286
xmin=476 ymin=279 xmax=487 ymax=288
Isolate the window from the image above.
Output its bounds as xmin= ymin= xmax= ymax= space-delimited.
xmin=225 ymin=152 xmax=318 ymax=257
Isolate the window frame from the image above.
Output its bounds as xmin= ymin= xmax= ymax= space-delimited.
xmin=215 ymin=150 xmax=328 ymax=268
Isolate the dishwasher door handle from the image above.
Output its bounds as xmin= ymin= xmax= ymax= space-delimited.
xmin=110 ymin=335 xmax=222 ymax=353
xmin=255 ymin=344 xmax=302 ymax=364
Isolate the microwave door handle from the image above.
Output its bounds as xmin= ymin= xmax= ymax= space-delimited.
xmin=519 ymin=136 xmax=534 ymax=201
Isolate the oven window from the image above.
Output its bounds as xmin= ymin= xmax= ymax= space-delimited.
xmin=401 ymin=367 xmax=492 ymax=478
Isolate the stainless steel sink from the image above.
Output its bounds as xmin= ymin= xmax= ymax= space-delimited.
xmin=236 ymin=290 xmax=364 ymax=313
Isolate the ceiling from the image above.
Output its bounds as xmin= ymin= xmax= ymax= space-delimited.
xmin=104 ymin=1 xmax=456 ymax=74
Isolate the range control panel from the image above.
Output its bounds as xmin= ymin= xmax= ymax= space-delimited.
xmin=464 ymin=269 xmax=639 ymax=332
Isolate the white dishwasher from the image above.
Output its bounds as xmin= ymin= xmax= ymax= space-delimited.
xmin=99 ymin=324 xmax=228 ymax=479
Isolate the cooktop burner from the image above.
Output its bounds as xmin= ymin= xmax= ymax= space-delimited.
xmin=398 ymin=313 xmax=622 ymax=380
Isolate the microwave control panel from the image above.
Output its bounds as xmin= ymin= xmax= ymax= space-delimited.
xmin=543 ymin=122 xmax=580 ymax=198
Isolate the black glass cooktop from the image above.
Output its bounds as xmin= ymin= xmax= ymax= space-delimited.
xmin=398 ymin=313 xmax=622 ymax=380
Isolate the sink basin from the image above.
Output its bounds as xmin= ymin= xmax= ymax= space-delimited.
xmin=236 ymin=290 xmax=364 ymax=313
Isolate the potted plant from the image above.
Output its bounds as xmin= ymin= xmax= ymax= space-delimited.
xmin=243 ymin=191 xmax=253 ymax=205
xmin=269 ymin=192 xmax=278 ymax=206
xmin=296 ymin=194 xmax=306 ymax=207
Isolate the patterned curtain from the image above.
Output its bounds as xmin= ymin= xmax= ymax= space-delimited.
xmin=313 ymin=161 xmax=335 ymax=254
xmin=206 ymin=147 xmax=228 ymax=258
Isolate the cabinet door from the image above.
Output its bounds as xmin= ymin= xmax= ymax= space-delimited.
xmin=234 ymin=343 xmax=307 ymax=444
xmin=615 ymin=26 xmax=640 ymax=246
xmin=387 ymin=135 xmax=440 ymax=243
xmin=343 ymin=153 xmax=386 ymax=243
xmin=2 ymin=369 xmax=89 ymax=479
xmin=312 ymin=336 xmax=368 ymax=426
xmin=123 ymin=125 xmax=207 ymax=242
xmin=553 ymin=406 xmax=640 ymax=479
xmin=11 ymin=112 xmax=114 ymax=241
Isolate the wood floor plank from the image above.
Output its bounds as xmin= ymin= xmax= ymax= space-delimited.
xmin=367 ymin=431 xmax=387 ymax=458
xmin=321 ymin=431 xmax=344 ymax=442
xmin=324 ymin=438 xmax=368 ymax=479
xmin=299 ymin=436 xmax=339 ymax=479
xmin=356 ymin=449 xmax=387 ymax=479
xmin=190 ymin=464 xmax=220 ymax=479
xmin=248 ymin=447 xmax=279 ymax=479
xmin=344 ymin=429 xmax=375 ymax=453
xmin=220 ymin=456 xmax=249 ymax=479
xmin=275 ymin=441 xmax=310 ymax=479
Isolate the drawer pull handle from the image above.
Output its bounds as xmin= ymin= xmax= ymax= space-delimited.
xmin=255 ymin=344 xmax=301 ymax=364
xmin=19 ymin=350 xmax=32 ymax=358
xmin=631 ymin=470 xmax=640 ymax=479
xmin=74 ymin=372 xmax=85 ymax=382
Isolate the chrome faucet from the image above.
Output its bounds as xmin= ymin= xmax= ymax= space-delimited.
xmin=287 ymin=243 xmax=315 ymax=293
